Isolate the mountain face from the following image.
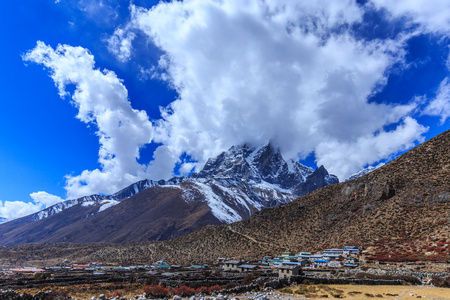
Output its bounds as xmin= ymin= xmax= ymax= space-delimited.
xmin=0 ymin=143 xmax=337 ymax=246
xmin=78 ymin=129 xmax=450 ymax=265
xmin=193 ymin=143 xmax=315 ymax=189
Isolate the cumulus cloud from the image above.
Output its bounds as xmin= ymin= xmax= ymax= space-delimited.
xmin=107 ymin=0 xmax=427 ymax=180
xmin=23 ymin=42 xmax=153 ymax=199
xmin=423 ymin=77 xmax=450 ymax=124
xmin=315 ymin=117 xmax=427 ymax=177
xmin=29 ymin=191 xmax=64 ymax=207
xmin=0 ymin=192 xmax=64 ymax=221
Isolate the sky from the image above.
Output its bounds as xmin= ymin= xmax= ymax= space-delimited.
xmin=0 ymin=0 xmax=449 ymax=221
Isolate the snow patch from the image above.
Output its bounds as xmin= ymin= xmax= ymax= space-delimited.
xmin=81 ymin=201 xmax=96 ymax=207
xmin=181 ymin=188 xmax=198 ymax=204
xmin=98 ymin=200 xmax=120 ymax=213
xmin=158 ymin=185 xmax=181 ymax=189
xmin=252 ymin=180 xmax=291 ymax=193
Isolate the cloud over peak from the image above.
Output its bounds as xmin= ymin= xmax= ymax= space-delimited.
xmin=108 ymin=0 xmax=429 ymax=179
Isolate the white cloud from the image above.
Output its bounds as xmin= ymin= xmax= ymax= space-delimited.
xmin=0 ymin=192 xmax=65 ymax=221
xmin=78 ymin=0 xmax=119 ymax=24
xmin=371 ymin=0 xmax=450 ymax=35
xmin=29 ymin=191 xmax=64 ymax=207
xmin=23 ymin=42 xmax=154 ymax=199
xmin=315 ymin=117 xmax=428 ymax=177
xmin=179 ymin=162 xmax=196 ymax=176
xmin=108 ymin=0 xmax=426 ymax=180
xmin=423 ymin=77 xmax=450 ymax=124
xmin=107 ymin=26 xmax=136 ymax=62
xmin=0 ymin=200 xmax=43 ymax=221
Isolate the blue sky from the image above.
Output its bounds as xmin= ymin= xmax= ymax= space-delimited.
xmin=0 ymin=0 xmax=449 ymax=221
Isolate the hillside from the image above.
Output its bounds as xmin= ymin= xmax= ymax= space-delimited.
xmin=80 ymin=129 xmax=450 ymax=265
xmin=0 ymin=185 xmax=224 ymax=245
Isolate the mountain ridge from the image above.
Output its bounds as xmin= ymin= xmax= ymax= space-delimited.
xmin=0 ymin=142 xmax=338 ymax=246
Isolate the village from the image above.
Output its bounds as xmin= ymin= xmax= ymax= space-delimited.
xmin=1 ymin=245 xmax=450 ymax=299
xmin=0 ymin=246 xmax=362 ymax=278
xmin=221 ymin=246 xmax=361 ymax=277
xmin=2 ymin=245 xmax=448 ymax=286
xmin=1 ymin=245 xmax=448 ymax=281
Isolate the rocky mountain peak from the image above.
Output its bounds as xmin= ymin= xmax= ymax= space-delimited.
xmin=247 ymin=142 xmax=287 ymax=182
xmin=194 ymin=142 xmax=317 ymax=190
xmin=293 ymin=165 xmax=339 ymax=196
xmin=195 ymin=144 xmax=253 ymax=180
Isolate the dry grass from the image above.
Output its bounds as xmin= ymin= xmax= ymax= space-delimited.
xmin=287 ymin=285 xmax=450 ymax=299
xmin=13 ymin=283 xmax=145 ymax=299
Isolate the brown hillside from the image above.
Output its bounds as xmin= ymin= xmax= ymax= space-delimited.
xmin=82 ymin=129 xmax=450 ymax=265
xmin=0 ymin=185 xmax=222 ymax=245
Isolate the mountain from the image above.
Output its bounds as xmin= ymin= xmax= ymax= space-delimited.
xmin=192 ymin=143 xmax=315 ymax=189
xmin=346 ymin=163 xmax=385 ymax=181
xmin=0 ymin=217 xmax=7 ymax=224
xmin=76 ymin=129 xmax=450 ymax=265
xmin=0 ymin=143 xmax=337 ymax=246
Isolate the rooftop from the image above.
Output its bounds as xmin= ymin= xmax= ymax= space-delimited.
xmin=238 ymin=264 xmax=257 ymax=269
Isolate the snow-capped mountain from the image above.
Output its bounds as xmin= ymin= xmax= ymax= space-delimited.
xmin=0 ymin=143 xmax=338 ymax=245
xmin=346 ymin=163 xmax=385 ymax=181
xmin=193 ymin=143 xmax=314 ymax=188
xmin=0 ymin=217 xmax=7 ymax=224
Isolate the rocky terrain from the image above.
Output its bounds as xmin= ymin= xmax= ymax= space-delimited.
xmin=0 ymin=143 xmax=337 ymax=246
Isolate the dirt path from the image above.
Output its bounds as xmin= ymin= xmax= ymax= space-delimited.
xmin=227 ymin=226 xmax=270 ymax=245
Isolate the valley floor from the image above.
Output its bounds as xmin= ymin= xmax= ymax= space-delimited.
xmin=4 ymin=284 xmax=450 ymax=299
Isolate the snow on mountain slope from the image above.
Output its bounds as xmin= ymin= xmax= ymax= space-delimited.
xmin=185 ymin=182 xmax=243 ymax=223
xmin=5 ymin=143 xmax=338 ymax=227
xmin=0 ymin=217 xmax=7 ymax=224
xmin=31 ymin=195 xmax=107 ymax=221
xmin=98 ymin=199 xmax=120 ymax=213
